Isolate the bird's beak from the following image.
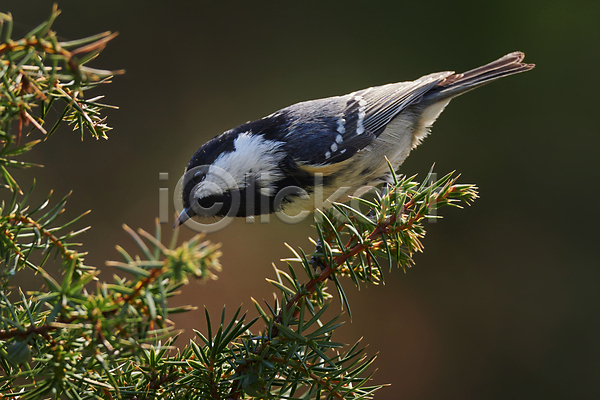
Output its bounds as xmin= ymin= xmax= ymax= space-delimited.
xmin=174 ymin=207 xmax=194 ymax=228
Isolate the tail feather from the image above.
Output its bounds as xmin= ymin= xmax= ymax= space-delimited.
xmin=425 ymin=51 xmax=535 ymax=101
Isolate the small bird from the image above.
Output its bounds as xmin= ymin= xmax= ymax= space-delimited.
xmin=176 ymin=52 xmax=534 ymax=227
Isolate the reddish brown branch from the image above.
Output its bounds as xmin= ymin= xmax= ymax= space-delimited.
xmin=119 ymin=266 xmax=166 ymax=305
xmin=0 ymin=323 xmax=56 ymax=342
xmin=8 ymin=213 xmax=77 ymax=261
xmin=0 ymin=246 xmax=167 ymax=344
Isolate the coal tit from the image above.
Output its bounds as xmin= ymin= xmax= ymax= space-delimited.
xmin=175 ymin=52 xmax=534 ymax=227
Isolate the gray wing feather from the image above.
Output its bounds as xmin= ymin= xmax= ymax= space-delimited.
xmin=361 ymin=72 xmax=453 ymax=135
xmin=282 ymin=71 xmax=453 ymax=166
xmin=320 ymin=71 xmax=454 ymax=165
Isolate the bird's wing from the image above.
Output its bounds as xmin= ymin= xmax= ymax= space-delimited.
xmin=288 ymin=71 xmax=454 ymax=166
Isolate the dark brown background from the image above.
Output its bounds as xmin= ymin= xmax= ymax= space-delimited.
xmin=5 ymin=1 xmax=598 ymax=399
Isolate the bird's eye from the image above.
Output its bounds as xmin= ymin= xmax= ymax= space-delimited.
xmin=198 ymin=196 xmax=217 ymax=209
xmin=193 ymin=170 xmax=204 ymax=180
xmin=184 ymin=165 xmax=210 ymax=186
xmin=185 ymin=171 xmax=205 ymax=187
xmin=192 ymin=174 xmax=204 ymax=184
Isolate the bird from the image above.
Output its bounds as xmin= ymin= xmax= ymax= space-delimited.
xmin=175 ymin=52 xmax=534 ymax=227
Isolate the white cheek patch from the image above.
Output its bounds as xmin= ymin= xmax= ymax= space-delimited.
xmin=193 ymin=131 xmax=285 ymax=199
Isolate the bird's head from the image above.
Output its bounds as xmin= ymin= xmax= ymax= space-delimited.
xmin=175 ymin=128 xmax=287 ymax=227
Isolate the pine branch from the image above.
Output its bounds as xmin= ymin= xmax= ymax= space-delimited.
xmin=0 ymin=5 xmax=122 ymax=193
xmin=224 ymin=168 xmax=477 ymax=400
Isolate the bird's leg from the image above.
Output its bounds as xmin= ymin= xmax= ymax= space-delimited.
xmin=310 ymin=238 xmax=327 ymax=272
